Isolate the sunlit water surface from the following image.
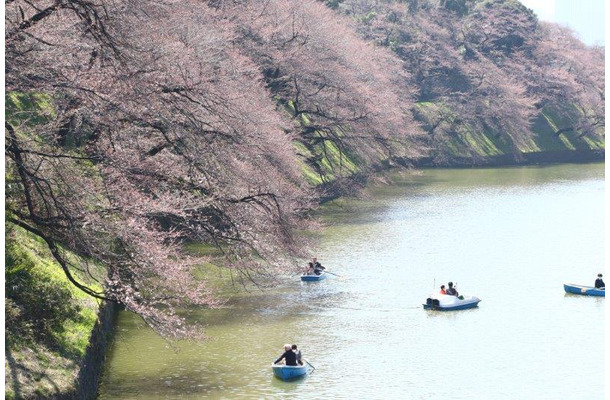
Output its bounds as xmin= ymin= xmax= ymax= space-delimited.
xmin=98 ymin=163 xmax=605 ymax=400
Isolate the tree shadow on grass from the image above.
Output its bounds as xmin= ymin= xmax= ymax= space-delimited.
xmin=5 ymin=344 xmax=62 ymax=399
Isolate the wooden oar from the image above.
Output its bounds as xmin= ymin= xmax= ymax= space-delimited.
xmin=305 ymin=360 xmax=316 ymax=371
xmin=323 ymin=270 xmax=342 ymax=277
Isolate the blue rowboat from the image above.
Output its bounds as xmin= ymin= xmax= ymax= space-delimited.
xmin=272 ymin=362 xmax=309 ymax=380
xmin=301 ymin=272 xmax=326 ymax=282
xmin=423 ymin=294 xmax=481 ymax=311
xmin=564 ymin=283 xmax=605 ymax=297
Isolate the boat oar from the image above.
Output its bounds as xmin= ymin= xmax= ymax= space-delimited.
xmin=323 ymin=270 xmax=342 ymax=277
xmin=305 ymin=360 xmax=316 ymax=371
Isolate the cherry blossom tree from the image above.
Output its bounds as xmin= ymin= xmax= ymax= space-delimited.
xmin=6 ymin=0 xmax=314 ymax=338
xmin=218 ymin=0 xmax=426 ymax=174
xmin=529 ymin=23 xmax=604 ymax=139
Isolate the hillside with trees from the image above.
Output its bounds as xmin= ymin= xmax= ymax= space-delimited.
xmin=4 ymin=0 xmax=604 ymax=396
xmin=330 ymin=0 xmax=604 ymax=165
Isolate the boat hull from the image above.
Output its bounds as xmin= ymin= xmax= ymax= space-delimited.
xmin=564 ymin=284 xmax=605 ymax=297
xmin=272 ymin=363 xmax=308 ymax=380
xmin=301 ymin=273 xmax=326 ymax=282
xmin=422 ymin=295 xmax=481 ymax=311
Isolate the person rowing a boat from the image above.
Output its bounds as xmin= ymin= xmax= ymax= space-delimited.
xmin=594 ymin=273 xmax=605 ymax=289
xmin=274 ymin=344 xmax=298 ymax=366
xmin=312 ymin=257 xmax=326 ymax=275
xmin=445 ymin=282 xmax=459 ymax=296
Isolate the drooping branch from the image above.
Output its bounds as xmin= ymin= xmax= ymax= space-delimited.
xmin=7 ymin=217 xmax=111 ymax=301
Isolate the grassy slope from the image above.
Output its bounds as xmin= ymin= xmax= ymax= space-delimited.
xmin=5 ymin=225 xmax=104 ymax=399
xmin=5 ymin=92 xmax=105 ymax=399
xmin=415 ymin=101 xmax=604 ymax=161
xmin=283 ymin=101 xmax=363 ymax=187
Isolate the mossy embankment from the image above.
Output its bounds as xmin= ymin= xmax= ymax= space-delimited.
xmin=5 ymin=224 xmax=114 ymax=399
xmin=283 ymin=100 xmax=368 ymax=196
xmin=413 ymin=101 xmax=604 ymax=167
xmin=296 ymin=100 xmax=604 ymax=201
xmin=5 ymin=92 xmax=114 ymax=399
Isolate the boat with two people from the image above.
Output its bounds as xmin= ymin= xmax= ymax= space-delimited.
xmin=301 ymin=257 xmax=327 ymax=282
xmin=272 ymin=344 xmax=313 ymax=380
xmin=423 ymin=281 xmax=481 ymax=311
xmin=423 ymin=294 xmax=482 ymax=310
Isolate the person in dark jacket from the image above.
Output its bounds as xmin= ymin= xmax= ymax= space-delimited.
xmin=312 ymin=257 xmax=326 ymax=275
xmin=292 ymin=344 xmax=303 ymax=365
xmin=274 ymin=344 xmax=297 ymax=366
xmin=594 ymin=273 xmax=605 ymax=289
xmin=445 ymin=282 xmax=459 ymax=296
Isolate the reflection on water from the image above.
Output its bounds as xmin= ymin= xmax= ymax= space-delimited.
xmin=98 ymin=163 xmax=605 ymax=400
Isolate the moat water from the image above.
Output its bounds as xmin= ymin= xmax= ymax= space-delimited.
xmin=98 ymin=163 xmax=605 ymax=399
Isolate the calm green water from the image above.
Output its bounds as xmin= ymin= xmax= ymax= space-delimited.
xmin=98 ymin=163 xmax=605 ymax=400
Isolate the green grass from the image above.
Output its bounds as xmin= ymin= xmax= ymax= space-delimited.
xmin=531 ymin=107 xmax=605 ymax=152
xmin=293 ymin=135 xmax=362 ymax=186
xmin=416 ymin=100 xmax=604 ymax=159
xmin=458 ymin=126 xmax=505 ymax=156
xmin=297 ymin=131 xmax=362 ymax=186
xmin=301 ymin=162 xmax=325 ymax=185
xmin=582 ymin=135 xmax=604 ymax=150
xmin=184 ymin=242 xmax=226 ymax=257
xmin=5 ymin=92 xmax=55 ymax=127
xmin=292 ymin=141 xmax=324 ymax=185
xmin=284 ymin=97 xmax=364 ymax=187
xmin=5 ymin=224 xmax=104 ymax=398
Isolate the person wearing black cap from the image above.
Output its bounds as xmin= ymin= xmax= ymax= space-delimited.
xmin=594 ymin=274 xmax=605 ymax=289
xmin=445 ymin=282 xmax=459 ymax=296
